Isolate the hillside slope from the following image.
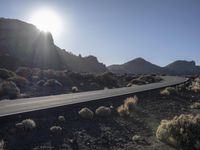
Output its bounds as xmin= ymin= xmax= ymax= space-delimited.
xmin=0 ymin=18 xmax=107 ymax=73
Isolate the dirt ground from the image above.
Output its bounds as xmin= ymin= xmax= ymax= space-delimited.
xmin=0 ymin=81 xmax=200 ymax=150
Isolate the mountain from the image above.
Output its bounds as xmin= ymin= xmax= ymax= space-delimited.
xmin=165 ymin=60 xmax=200 ymax=75
xmin=108 ymin=58 xmax=165 ymax=74
xmin=0 ymin=18 xmax=107 ymax=73
xmin=108 ymin=58 xmax=200 ymax=75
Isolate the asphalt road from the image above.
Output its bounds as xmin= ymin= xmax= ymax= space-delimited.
xmin=0 ymin=76 xmax=188 ymax=117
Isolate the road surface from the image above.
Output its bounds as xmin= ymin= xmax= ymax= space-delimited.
xmin=0 ymin=76 xmax=188 ymax=117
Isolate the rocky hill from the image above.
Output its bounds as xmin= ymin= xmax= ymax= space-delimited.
xmin=0 ymin=18 xmax=107 ymax=73
xmin=165 ymin=60 xmax=200 ymax=75
xmin=108 ymin=58 xmax=165 ymax=74
xmin=108 ymin=58 xmax=200 ymax=75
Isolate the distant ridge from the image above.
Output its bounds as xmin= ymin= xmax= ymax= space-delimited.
xmin=0 ymin=18 xmax=107 ymax=73
xmin=108 ymin=58 xmax=200 ymax=75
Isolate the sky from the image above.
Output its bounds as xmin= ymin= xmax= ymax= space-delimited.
xmin=0 ymin=0 xmax=200 ymax=66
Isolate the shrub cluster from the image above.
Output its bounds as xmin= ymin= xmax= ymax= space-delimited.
xmin=16 ymin=119 xmax=36 ymax=131
xmin=156 ymin=114 xmax=200 ymax=149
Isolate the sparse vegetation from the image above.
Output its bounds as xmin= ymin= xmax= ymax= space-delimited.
xmin=16 ymin=119 xmax=36 ymax=131
xmin=160 ymin=87 xmax=177 ymax=96
xmin=156 ymin=114 xmax=200 ymax=149
xmin=50 ymin=126 xmax=62 ymax=134
xmin=95 ymin=106 xmax=111 ymax=117
xmin=0 ymin=81 xmax=20 ymax=99
xmin=78 ymin=107 xmax=94 ymax=119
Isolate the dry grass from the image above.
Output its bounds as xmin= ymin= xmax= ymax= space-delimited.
xmin=124 ymin=96 xmax=138 ymax=111
xmin=117 ymin=96 xmax=139 ymax=117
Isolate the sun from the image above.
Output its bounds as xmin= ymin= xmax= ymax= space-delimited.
xmin=30 ymin=9 xmax=62 ymax=37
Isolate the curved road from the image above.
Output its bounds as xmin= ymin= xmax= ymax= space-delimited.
xmin=0 ymin=76 xmax=188 ymax=117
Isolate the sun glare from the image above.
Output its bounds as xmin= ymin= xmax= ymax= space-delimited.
xmin=30 ymin=9 xmax=62 ymax=37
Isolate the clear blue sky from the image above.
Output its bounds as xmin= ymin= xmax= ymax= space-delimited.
xmin=0 ymin=0 xmax=200 ymax=66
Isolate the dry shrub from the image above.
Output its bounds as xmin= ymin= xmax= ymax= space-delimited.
xmin=124 ymin=96 xmax=138 ymax=111
xmin=156 ymin=114 xmax=200 ymax=149
xmin=78 ymin=107 xmax=94 ymax=119
xmin=117 ymin=105 xmax=129 ymax=117
xmin=117 ymin=96 xmax=139 ymax=117
xmin=95 ymin=106 xmax=111 ymax=117
xmin=160 ymin=87 xmax=177 ymax=96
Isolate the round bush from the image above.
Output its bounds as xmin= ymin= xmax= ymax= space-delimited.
xmin=78 ymin=107 xmax=94 ymax=120
xmin=0 ymin=81 xmax=20 ymax=99
xmin=95 ymin=106 xmax=111 ymax=117
xmin=8 ymin=76 xmax=29 ymax=88
xmin=50 ymin=126 xmax=62 ymax=134
xmin=21 ymin=119 xmax=36 ymax=131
